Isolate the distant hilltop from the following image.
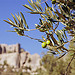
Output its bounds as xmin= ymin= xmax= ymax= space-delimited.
xmin=0 ymin=43 xmax=41 ymax=72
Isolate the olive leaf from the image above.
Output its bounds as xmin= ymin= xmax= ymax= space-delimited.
xmin=34 ymin=2 xmax=43 ymax=11
xmin=55 ymin=9 xmax=66 ymax=21
xmin=50 ymin=33 xmax=59 ymax=45
xmin=48 ymin=45 xmax=60 ymax=53
xmin=45 ymin=2 xmax=49 ymax=7
xmin=27 ymin=11 xmax=44 ymax=14
xmin=20 ymin=12 xmax=29 ymax=29
xmin=11 ymin=13 xmax=18 ymax=24
xmin=23 ymin=4 xmax=34 ymax=11
xmin=56 ymin=30 xmax=64 ymax=44
xmin=7 ymin=18 xmax=15 ymax=25
xmin=27 ymin=0 xmax=35 ymax=9
xmin=4 ymin=20 xmax=17 ymax=27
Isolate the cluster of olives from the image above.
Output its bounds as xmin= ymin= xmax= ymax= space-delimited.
xmin=41 ymin=40 xmax=50 ymax=48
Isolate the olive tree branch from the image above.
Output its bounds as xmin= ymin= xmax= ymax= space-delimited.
xmin=23 ymin=34 xmax=43 ymax=42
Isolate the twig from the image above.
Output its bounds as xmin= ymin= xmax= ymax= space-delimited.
xmin=39 ymin=0 xmax=48 ymax=4
xmin=65 ymin=53 xmax=75 ymax=75
xmin=58 ymin=52 xmax=67 ymax=59
xmin=53 ymin=22 xmax=59 ymax=33
xmin=24 ymin=34 xmax=42 ymax=41
xmin=27 ymin=24 xmax=46 ymax=31
xmin=27 ymin=21 xmax=49 ymax=31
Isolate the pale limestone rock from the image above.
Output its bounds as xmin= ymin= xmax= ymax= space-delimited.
xmin=0 ymin=53 xmax=20 ymax=68
xmin=23 ymin=53 xmax=41 ymax=71
xmin=3 ymin=68 xmax=7 ymax=72
xmin=4 ymin=65 xmax=7 ymax=69
xmin=22 ymin=69 xmax=26 ymax=73
xmin=0 ymin=65 xmax=3 ymax=68
xmin=12 ymin=68 xmax=15 ymax=72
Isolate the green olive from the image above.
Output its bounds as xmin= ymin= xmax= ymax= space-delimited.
xmin=46 ymin=40 xmax=50 ymax=45
xmin=41 ymin=42 xmax=47 ymax=48
xmin=52 ymin=0 xmax=56 ymax=4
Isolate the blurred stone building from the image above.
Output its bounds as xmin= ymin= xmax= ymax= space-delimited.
xmin=0 ymin=43 xmax=41 ymax=71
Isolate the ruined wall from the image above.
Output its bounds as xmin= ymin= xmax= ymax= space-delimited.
xmin=0 ymin=43 xmax=20 ymax=54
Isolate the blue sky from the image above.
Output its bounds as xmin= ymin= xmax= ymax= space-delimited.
xmin=0 ymin=0 xmax=51 ymax=56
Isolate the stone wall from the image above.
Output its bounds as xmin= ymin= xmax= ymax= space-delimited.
xmin=0 ymin=53 xmax=20 ymax=68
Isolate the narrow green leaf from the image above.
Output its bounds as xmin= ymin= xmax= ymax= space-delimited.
xmin=58 ymin=52 xmax=66 ymax=59
xmin=15 ymin=13 xmax=24 ymax=28
xmin=18 ymin=13 xmax=24 ymax=28
xmin=15 ymin=14 xmax=21 ymax=25
xmin=48 ymin=9 xmax=53 ymax=18
xmin=37 ymin=0 xmax=41 ymax=2
xmin=46 ymin=22 xmax=52 ymax=29
xmin=42 ymin=36 xmax=46 ymax=41
xmin=20 ymin=12 xmax=29 ymax=29
xmin=27 ymin=0 xmax=35 ymax=9
xmin=30 ymin=0 xmax=33 ymax=3
xmin=15 ymin=14 xmax=21 ymax=23
xmin=40 ymin=14 xmax=46 ymax=20
xmin=45 ymin=2 xmax=49 ymax=7
xmin=62 ymin=29 xmax=67 ymax=39
xmin=45 ymin=8 xmax=50 ymax=17
xmin=56 ymin=30 xmax=64 ymax=44
xmin=50 ymin=34 xmax=59 ymax=45
xmin=32 ymin=2 xmax=38 ymax=11
xmin=23 ymin=4 xmax=34 ymax=11
xmin=64 ymin=26 xmax=72 ymax=30
xmin=11 ymin=13 xmax=18 ymax=24
xmin=4 ymin=20 xmax=17 ymax=27
xmin=48 ymin=45 xmax=59 ymax=53
xmin=55 ymin=9 xmax=66 ymax=21
xmin=8 ymin=18 xmax=15 ymax=24
xmin=34 ymin=2 xmax=43 ymax=11
xmin=39 ymin=18 xmax=43 ymax=25
xmin=27 ymin=11 xmax=44 ymax=14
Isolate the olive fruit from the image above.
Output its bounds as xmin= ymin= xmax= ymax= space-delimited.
xmin=41 ymin=42 xmax=47 ymax=48
xmin=52 ymin=0 xmax=56 ymax=4
xmin=46 ymin=40 xmax=50 ymax=45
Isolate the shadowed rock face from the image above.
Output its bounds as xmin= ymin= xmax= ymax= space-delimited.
xmin=20 ymin=52 xmax=41 ymax=71
xmin=0 ymin=44 xmax=41 ymax=71
xmin=0 ymin=46 xmax=2 ymax=54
